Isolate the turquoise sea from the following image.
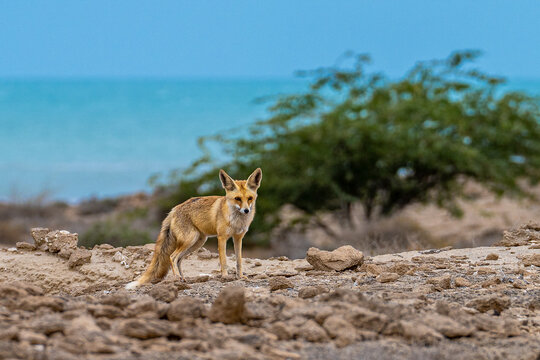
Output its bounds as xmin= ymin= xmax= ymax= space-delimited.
xmin=0 ymin=78 xmax=538 ymax=202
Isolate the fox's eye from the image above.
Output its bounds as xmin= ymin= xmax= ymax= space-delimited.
xmin=234 ymin=197 xmax=241 ymax=201
xmin=248 ymin=196 xmax=253 ymax=201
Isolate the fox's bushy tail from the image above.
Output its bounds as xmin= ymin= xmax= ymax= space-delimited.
xmin=126 ymin=215 xmax=175 ymax=289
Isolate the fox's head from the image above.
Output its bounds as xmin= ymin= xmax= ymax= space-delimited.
xmin=219 ymin=168 xmax=262 ymax=215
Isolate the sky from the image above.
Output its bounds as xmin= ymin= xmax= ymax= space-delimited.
xmin=0 ymin=1 xmax=539 ymax=79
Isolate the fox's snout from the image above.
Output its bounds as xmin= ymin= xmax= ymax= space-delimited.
xmin=243 ymin=208 xmax=250 ymax=214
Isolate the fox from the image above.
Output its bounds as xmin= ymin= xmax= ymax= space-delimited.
xmin=125 ymin=168 xmax=262 ymax=289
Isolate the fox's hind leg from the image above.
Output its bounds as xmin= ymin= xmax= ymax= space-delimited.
xmin=175 ymin=236 xmax=207 ymax=278
xmin=170 ymin=231 xmax=200 ymax=280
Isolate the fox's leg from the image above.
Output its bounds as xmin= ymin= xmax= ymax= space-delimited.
xmin=217 ymin=235 xmax=229 ymax=277
xmin=169 ymin=231 xmax=200 ymax=280
xmin=175 ymin=236 xmax=207 ymax=278
xmin=233 ymin=233 xmax=247 ymax=279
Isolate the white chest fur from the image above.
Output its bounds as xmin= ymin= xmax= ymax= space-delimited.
xmin=228 ymin=208 xmax=253 ymax=235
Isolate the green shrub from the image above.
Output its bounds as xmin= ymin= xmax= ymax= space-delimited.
xmin=155 ymin=50 xmax=540 ymax=245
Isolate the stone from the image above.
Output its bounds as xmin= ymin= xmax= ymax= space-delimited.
xmin=495 ymin=224 xmax=540 ymax=247
xmin=167 ymin=297 xmax=206 ymax=321
xmin=322 ymin=315 xmax=356 ymax=347
xmin=306 ymin=245 xmax=364 ymax=271
xmin=299 ymin=319 xmax=329 ymax=342
xmin=16 ymin=242 xmax=36 ymax=251
xmin=269 ymin=276 xmax=293 ymax=291
xmin=466 ymin=295 xmax=511 ymax=313
xmin=427 ymin=275 xmax=452 ymax=290
xmin=101 ymin=290 xmax=131 ymax=308
xmin=298 ymin=285 xmax=328 ymax=299
xmin=349 ymin=307 xmax=389 ymax=333
xmin=520 ymin=254 xmax=540 ymax=267
xmin=127 ymin=296 xmax=158 ymax=315
xmin=376 ymin=272 xmax=400 ymax=283
xmin=269 ymin=321 xmax=295 ymax=340
xmin=19 ymin=296 xmax=64 ymax=312
xmin=30 ymin=227 xmax=50 ymax=247
xmin=385 ymin=320 xmax=443 ymax=344
xmin=359 ymin=263 xmax=385 ymax=275
xmin=486 ymin=253 xmax=499 ymax=260
xmin=197 ymin=247 xmax=218 ymax=259
xmin=422 ymin=314 xmax=473 ymax=338
xmin=387 ymin=262 xmax=414 ymax=275
xmin=88 ymin=304 xmax=124 ymax=318
xmin=68 ymin=249 xmax=92 ymax=268
xmin=117 ymin=318 xmax=171 ymax=339
xmin=512 ymin=279 xmax=527 ymax=289
xmin=208 ymin=286 xmax=245 ymax=324
xmin=46 ymin=230 xmax=78 ymax=253
xmin=148 ymin=283 xmax=178 ymax=303
xmin=454 ymin=277 xmax=471 ymax=287
xmin=18 ymin=330 xmax=47 ymax=345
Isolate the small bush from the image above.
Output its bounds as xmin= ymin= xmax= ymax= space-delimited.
xmin=79 ymin=220 xmax=153 ymax=248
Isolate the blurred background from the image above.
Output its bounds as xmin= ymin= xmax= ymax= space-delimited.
xmin=1 ymin=1 xmax=539 ymax=258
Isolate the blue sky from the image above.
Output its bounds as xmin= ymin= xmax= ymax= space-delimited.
xmin=1 ymin=0 xmax=539 ymax=79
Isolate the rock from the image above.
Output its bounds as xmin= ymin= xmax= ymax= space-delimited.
xmin=112 ymin=251 xmax=125 ymax=262
xmin=117 ymin=318 xmax=171 ymax=339
xmin=422 ymin=314 xmax=473 ymax=338
xmin=466 ymin=295 xmax=511 ymax=313
xmin=16 ymin=242 xmax=36 ymax=251
xmin=298 ymin=285 xmax=328 ymax=299
xmin=167 ymin=297 xmax=206 ymax=321
xmin=208 ymin=286 xmax=245 ymax=324
xmin=376 ymin=272 xmax=400 ymax=283
xmin=269 ymin=276 xmax=293 ymax=291
xmin=359 ymin=263 xmax=385 ymax=275
xmin=454 ymin=277 xmax=471 ymax=287
xmin=88 ymin=304 xmax=124 ymax=318
xmin=148 ymin=283 xmax=178 ymax=303
xmin=385 ymin=320 xmax=443 ymax=344
xmin=101 ymin=290 xmax=131 ymax=308
xmin=19 ymin=296 xmax=64 ymax=312
xmin=0 ymin=326 xmax=18 ymax=340
xmin=388 ymin=262 xmax=415 ymax=275
xmin=512 ymin=279 xmax=527 ymax=289
xmin=299 ymin=319 xmax=329 ymax=342
xmin=322 ymin=315 xmax=356 ymax=347
xmin=496 ymin=224 xmax=540 ymax=246
xmin=485 ymin=253 xmax=499 ymax=260
xmin=58 ymin=247 xmax=74 ymax=259
xmin=30 ymin=314 xmax=65 ymax=335
xmin=427 ymin=275 xmax=452 ymax=290
xmin=306 ymin=245 xmax=364 ymax=271
xmin=68 ymin=249 xmax=92 ymax=268
xmin=46 ymin=230 xmax=78 ymax=253
xmin=18 ymin=330 xmax=47 ymax=344
xmin=127 ymin=296 xmax=158 ymax=316
xmin=197 ymin=247 xmax=218 ymax=259
xmin=65 ymin=315 xmax=101 ymax=335
xmin=520 ymin=254 xmax=540 ymax=267
xmin=30 ymin=227 xmax=50 ymax=247
xmin=349 ymin=307 xmax=389 ymax=333
xmin=269 ymin=321 xmax=295 ymax=340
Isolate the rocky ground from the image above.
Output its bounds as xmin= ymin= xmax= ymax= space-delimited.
xmin=0 ymin=224 xmax=539 ymax=360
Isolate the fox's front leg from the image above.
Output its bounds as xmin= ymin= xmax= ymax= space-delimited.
xmin=233 ymin=233 xmax=247 ymax=279
xmin=217 ymin=235 xmax=229 ymax=277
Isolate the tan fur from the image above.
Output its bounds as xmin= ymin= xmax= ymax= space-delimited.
xmin=126 ymin=168 xmax=262 ymax=289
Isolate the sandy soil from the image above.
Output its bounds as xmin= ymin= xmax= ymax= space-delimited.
xmin=0 ymin=225 xmax=539 ymax=359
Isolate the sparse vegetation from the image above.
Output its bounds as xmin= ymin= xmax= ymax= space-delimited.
xmin=79 ymin=219 xmax=153 ymax=248
xmin=155 ymin=50 xmax=540 ymax=244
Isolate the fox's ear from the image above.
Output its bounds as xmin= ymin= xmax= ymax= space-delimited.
xmin=219 ymin=169 xmax=237 ymax=191
xmin=247 ymin=168 xmax=262 ymax=191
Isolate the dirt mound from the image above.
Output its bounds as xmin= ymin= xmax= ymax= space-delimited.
xmin=0 ymin=225 xmax=539 ymax=359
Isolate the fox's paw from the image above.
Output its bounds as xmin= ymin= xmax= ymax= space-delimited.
xmin=125 ymin=281 xmax=139 ymax=290
xmin=236 ymin=274 xmax=248 ymax=280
